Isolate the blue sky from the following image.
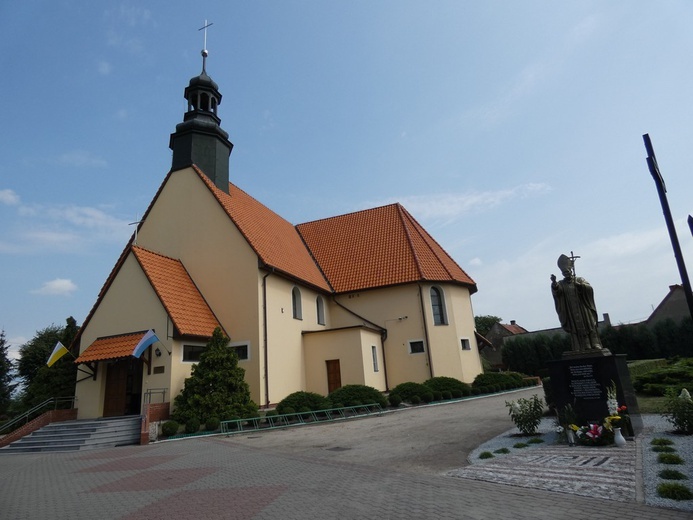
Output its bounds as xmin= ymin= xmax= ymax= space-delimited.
xmin=2 ymin=1 xmax=693 ymax=359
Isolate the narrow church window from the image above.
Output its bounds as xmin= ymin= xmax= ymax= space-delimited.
xmin=316 ymin=295 xmax=325 ymax=325
xmin=409 ymin=340 xmax=425 ymax=354
xmin=372 ymin=345 xmax=379 ymax=372
xmin=430 ymin=286 xmax=447 ymax=325
xmin=292 ymin=287 xmax=302 ymax=320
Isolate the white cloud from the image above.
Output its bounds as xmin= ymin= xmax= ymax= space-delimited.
xmin=368 ymin=183 xmax=552 ymax=225
xmin=0 ymin=189 xmax=20 ymax=206
xmin=57 ymin=150 xmax=107 ymax=168
xmin=469 ymin=257 xmax=483 ymax=266
xmin=31 ymin=278 xmax=78 ymax=296
xmin=97 ymin=60 xmax=112 ymax=75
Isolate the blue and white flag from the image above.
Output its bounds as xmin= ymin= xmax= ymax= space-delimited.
xmin=132 ymin=329 xmax=160 ymax=358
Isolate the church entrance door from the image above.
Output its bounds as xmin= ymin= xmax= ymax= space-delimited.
xmin=326 ymin=359 xmax=341 ymax=394
xmin=103 ymin=358 xmax=143 ymax=417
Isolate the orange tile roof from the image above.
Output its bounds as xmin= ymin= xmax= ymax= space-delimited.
xmin=193 ymin=167 xmax=331 ymax=292
xmin=296 ymin=204 xmax=476 ymax=294
xmin=75 ymin=331 xmax=148 ymax=363
xmin=501 ymin=323 xmax=528 ymax=335
xmin=132 ymin=246 xmax=222 ymax=338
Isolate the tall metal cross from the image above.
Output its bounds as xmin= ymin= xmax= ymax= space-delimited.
xmin=643 ymin=133 xmax=693 ymax=323
xmin=569 ymin=251 xmax=580 ymax=277
xmin=199 ymin=20 xmax=213 ymax=52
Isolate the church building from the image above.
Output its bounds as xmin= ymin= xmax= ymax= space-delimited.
xmin=72 ymin=49 xmax=483 ymax=420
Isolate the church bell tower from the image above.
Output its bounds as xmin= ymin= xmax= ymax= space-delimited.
xmin=169 ymin=45 xmax=233 ymax=193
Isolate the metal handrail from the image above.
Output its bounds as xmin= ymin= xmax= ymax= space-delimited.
xmin=0 ymin=396 xmax=77 ymax=435
xmin=144 ymin=388 xmax=167 ymax=404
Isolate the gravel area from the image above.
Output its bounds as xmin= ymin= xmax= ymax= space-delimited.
xmin=466 ymin=414 xmax=693 ymax=513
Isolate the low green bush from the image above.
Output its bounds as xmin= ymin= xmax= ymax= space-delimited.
xmin=410 ymin=395 xmax=421 ymax=405
xmin=478 ymin=451 xmax=494 ymax=459
xmin=658 ymin=453 xmax=685 ymax=465
xmin=161 ymin=420 xmax=179 ymax=437
xmin=656 ymin=482 xmax=693 ymax=500
xmin=633 ymin=360 xmax=693 ymax=397
xmin=390 ymin=382 xmax=432 ymax=403
xmin=527 ymin=438 xmax=544 ymax=444
xmin=664 ymin=388 xmax=693 ymax=434
xmin=185 ymin=417 xmax=200 ymax=434
xmin=473 ymin=371 xmax=525 ymax=390
xmin=432 ymin=391 xmax=443 ymax=401
xmin=506 ymin=394 xmax=544 ymax=435
xmin=659 ymin=469 xmax=688 ymax=480
xmin=652 ymin=438 xmax=675 ymax=446
xmin=494 ymin=447 xmax=510 ymax=454
xmin=451 ymin=389 xmax=463 ymax=398
xmin=424 ymin=376 xmax=471 ymax=396
xmin=441 ymin=391 xmax=452 ymax=400
xmin=205 ymin=417 xmax=220 ymax=431
xmin=652 ymin=446 xmax=676 ymax=453
xmin=388 ymin=393 xmax=402 ymax=407
xmin=276 ymin=391 xmax=331 ymax=415
xmin=513 ymin=442 xmax=528 ymax=449
xmin=329 ymin=385 xmax=387 ymax=408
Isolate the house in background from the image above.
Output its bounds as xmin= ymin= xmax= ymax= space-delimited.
xmin=480 ymin=320 xmax=528 ymax=370
xmin=646 ymin=284 xmax=691 ymax=328
xmin=72 ymin=53 xmax=483 ymax=420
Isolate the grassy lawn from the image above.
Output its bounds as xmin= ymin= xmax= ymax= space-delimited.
xmin=636 ymin=393 xmax=667 ymax=414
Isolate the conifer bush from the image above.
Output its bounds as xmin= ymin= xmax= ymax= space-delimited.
xmin=161 ymin=420 xmax=179 ymax=437
xmin=276 ymin=391 xmax=331 ymax=415
xmin=328 ymin=385 xmax=387 ymax=408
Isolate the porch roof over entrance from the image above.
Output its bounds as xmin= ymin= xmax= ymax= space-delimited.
xmin=75 ymin=331 xmax=150 ymax=363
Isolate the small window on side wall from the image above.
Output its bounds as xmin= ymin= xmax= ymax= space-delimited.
xmin=316 ymin=295 xmax=325 ymax=325
xmin=409 ymin=340 xmax=425 ymax=354
xmin=231 ymin=343 xmax=249 ymax=360
xmin=371 ymin=345 xmax=379 ymax=372
xmin=461 ymin=338 xmax=471 ymax=351
xmin=292 ymin=287 xmax=302 ymax=320
xmin=183 ymin=344 xmax=205 ymax=362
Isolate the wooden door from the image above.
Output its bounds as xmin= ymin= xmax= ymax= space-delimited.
xmin=326 ymin=359 xmax=341 ymax=394
xmin=103 ymin=361 xmax=128 ymax=417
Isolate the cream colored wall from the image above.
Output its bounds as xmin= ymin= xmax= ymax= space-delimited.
xmin=76 ymin=253 xmax=172 ymax=419
xmin=331 ymin=285 xmax=431 ymax=388
xmin=134 ymin=168 xmax=263 ymax=403
xmin=303 ymin=328 xmax=385 ymax=395
xmin=330 ymin=283 xmax=483 ymax=388
xmin=264 ymin=274 xmax=333 ymax=405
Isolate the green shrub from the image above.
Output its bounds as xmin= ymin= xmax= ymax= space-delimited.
xmin=390 ymin=382 xmax=432 ymax=403
xmin=506 ymin=394 xmax=544 ymax=435
xmin=276 ymin=391 xmax=331 ymax=415
xmin=424 ymin=376 xmax=471 ymax=396
xmin=656 ymin=482 xmax=693 ymax=500
xmin=513 ymin=442 xmax=529 ymax=449
xmin=161 ymin=420 xmax=179 ymax=437
xmin=185 ymin=417 xmax=200 ymax=434
xmin=441 ymin=391 xmax=452 ymax=400
xmin=432 ymin=391 xmax=443 ymax=401
xmin=494 ymin=447 xmax=510 ymax=454
xmin=659 ymin=469 xmax=688 ymax=480
xmin=265 ymin=409 xmax=278 ymax=418
xmin=652 ymin=438 xmax=675 ymax=446
xmin=542 ymin=377 xmax=554 ymax=412
xmin=664 ymin=388 xmax=693 ymax=434
xmin=634 ymin=360 xmax=693 ymax=397
xmin=410 ymin=395 xmax=421 ymax=405
xmin=388 ymin=393 xmax=402 ymax=407
xmin=478 ymin=451 xmax=494 ymax=459
xmin=527 ymin=437 xmax=544 ymax=444
xmin=205 ymin=417 xmax=220 ymax=431
xmin=652 ymin=446 xmax=676 ymax=453
xmin=473 ymin=372 xmax=524 ymax=390
xmin=658 ymin=453 xmax=685 ymax=465
xmin=328 ymin=385 xmax=387 ymax=408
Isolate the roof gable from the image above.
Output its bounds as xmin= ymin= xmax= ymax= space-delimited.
xmin=193 ymin=167 xmax=332 ymax=292
xmin=132 ymin=246 xmax=222 ymax=338
xmin=296 ymin=203 xmax=476 ymax=293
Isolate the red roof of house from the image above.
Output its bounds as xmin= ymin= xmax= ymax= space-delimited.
xmin=132 ymin=246 xmax=222 ymax=338
xmin=501 ymin=323 xmax=528 ymax=335
xmin=296 ymin=203 xmax=476 ymax=293
xmin=75 ymin=331 xmax=148 ymax=363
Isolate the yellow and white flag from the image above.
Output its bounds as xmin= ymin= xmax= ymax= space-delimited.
xmin=47 ymin=341 xmax=69 ymax=367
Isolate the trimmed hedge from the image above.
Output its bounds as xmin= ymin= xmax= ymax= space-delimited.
xmin=276 ymin=391 xmax=331 ymax=415
xmin=390 ymin=382 xmax=433 ymax=403
xmin=424 ymin=376 xmax=471 ymax=396
xmin=328 ymin=385 xmax=387 ymax=408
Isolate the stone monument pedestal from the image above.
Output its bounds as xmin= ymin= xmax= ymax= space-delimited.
xmin=548 ymin=351 xmax=642 ymax=436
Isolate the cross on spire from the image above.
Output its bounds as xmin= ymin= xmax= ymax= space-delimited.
xmin=198 ymin=20 xmax=213 ymax=72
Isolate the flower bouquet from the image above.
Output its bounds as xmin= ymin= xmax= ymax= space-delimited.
xmin=571 ymin=423 xmax=614 ymax=446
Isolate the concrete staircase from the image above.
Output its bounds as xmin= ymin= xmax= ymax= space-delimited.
xmin=0 ymin=416 xmax=141 ymax=453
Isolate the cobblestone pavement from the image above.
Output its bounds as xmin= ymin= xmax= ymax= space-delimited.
xmin=1 ymin=390 xmax=691 ymax=519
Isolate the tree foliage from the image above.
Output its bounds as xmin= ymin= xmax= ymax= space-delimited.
xmin=475 ymin=315 xmax=502 ymax=337
xmin=17 ymin=317 xmax=79 ymax=410
xmin=173 ymin=328 xmax=258 ymax=423
xmin=0 ymin=330 xmax=16 ymax=417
